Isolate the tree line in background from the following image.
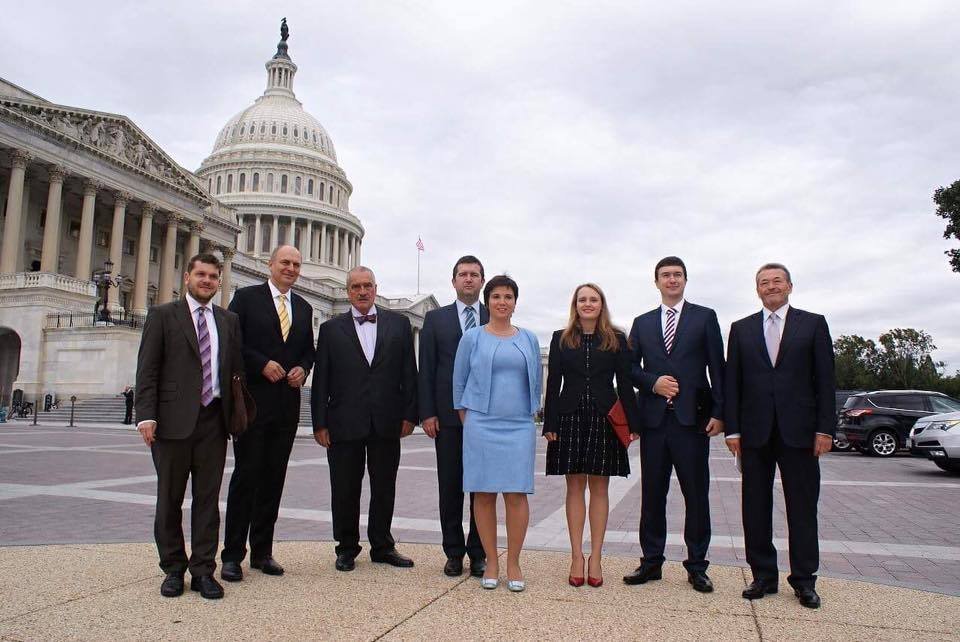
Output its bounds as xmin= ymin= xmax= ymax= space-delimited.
xmin=834 ymin=328 xmax=960 ymax=398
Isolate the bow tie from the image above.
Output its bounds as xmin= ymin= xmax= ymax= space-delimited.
xmin=355 ymin=313 xmax=377 ymax=325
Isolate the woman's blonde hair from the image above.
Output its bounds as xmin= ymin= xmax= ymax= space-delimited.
xmin=560 ymin=283 xmax=621 ymax=352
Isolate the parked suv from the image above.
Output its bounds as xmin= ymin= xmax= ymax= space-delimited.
xmin=909 ymin=411 xmax=960 ymax=473
xmin=837 ymin=390 xmax=960 ymax=457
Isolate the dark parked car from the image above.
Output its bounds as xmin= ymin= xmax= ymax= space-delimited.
xmin=837 ymin=390 xmax=960 ymax=457
xmin=832 ymin=390 xmax=864 ymax=452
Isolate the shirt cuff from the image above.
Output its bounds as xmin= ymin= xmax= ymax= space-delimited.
xmin=816 ymin=432 xmax=832 ymax=437
xmin=725 ymin=433 xmax=740 ymax=440
xmin=136 ymin=420 xmax=156 ymax=430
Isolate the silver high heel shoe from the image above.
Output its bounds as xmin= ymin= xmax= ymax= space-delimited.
xmin=507 ymin=579 xmax=525 ymax=592
xmin=480 ymin=577 xmax=499 ymax=590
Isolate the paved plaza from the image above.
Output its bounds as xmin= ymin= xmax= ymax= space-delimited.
xmin=2 ymin=422 xmax=960 ymax=594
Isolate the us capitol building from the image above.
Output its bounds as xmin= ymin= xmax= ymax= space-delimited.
xmin=0 ymin=22 xmax=436 ymax=408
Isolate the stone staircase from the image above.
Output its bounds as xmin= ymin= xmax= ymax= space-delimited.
xmin=4 ymin=391 xmax=316 ymax=427
xmin=6 ymin=396 xmax=129 ymax=425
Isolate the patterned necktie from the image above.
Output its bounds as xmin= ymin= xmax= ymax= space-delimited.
xmin=765 ymin=312 xmax=781 ymax=365
xmin=197 ymin=307 xmax=214 ymax=407
xmin=663 ymin=307 xmax=677 ymax=354
xmin=277 ymin=294 xmax=290 ymax=341
xmin=463 ymin=306 xmax=476 ymax=331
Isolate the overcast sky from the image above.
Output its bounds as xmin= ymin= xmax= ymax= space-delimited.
xmin=4 ymin=1 xmax=960 ymax=368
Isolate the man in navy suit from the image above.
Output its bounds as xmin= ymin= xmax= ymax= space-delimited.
xmin=725 ymin=263 xmax=834 ymax=609
xmin=418 ymin=255 xmax=488 ymax=577
xmin=624 ymin=256 xmax=725 ymax=593
xmin=221 ymin=245 xmax=315 ymax=581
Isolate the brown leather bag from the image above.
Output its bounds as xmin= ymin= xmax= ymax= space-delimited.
xmin=230 ymin=374 xmax=257 ymax=438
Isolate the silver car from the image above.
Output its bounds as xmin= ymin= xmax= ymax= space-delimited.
xmin=909 ymin=411 xmax=960 ymax=473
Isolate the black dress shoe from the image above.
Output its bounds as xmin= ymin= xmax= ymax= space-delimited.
xmin=622 ymin=564 xmax=662 ymax=585
xmin=190 ymin=574 xmax=224 ymax=599
xmin=468 ymin=557 xmax=486 ymax=578
xmin=220 ymin=561 xmax=243 ymax=582
xmin=742 ymin=579 xmax=778 ymax=600
xmin=371 ymin=549 xmax=415 ymax=568
xmin=688 ymin=570 xmax=714 ymax=593
xmin=794 ymin=586 xmax=821 ymax=609
xmin=160 ymin=573 xmax=184 ymax=597
xmin=335 ymin=554 xmax=356 ymax=572
xmin=251 ymin=557 xmax=285 ymax=576
xmin=444 ymin=556 xmax=464 ymax=577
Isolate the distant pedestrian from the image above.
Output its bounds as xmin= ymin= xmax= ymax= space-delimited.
xmin=122 ymin=387 xmax=134 ymax=424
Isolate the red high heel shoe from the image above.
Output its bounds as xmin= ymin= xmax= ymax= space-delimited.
xmin=587 ymin=556 xmax=603 ymax=587
xmin=569 ymin=554 xmax=585 ymax=587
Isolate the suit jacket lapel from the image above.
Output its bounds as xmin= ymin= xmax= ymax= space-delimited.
xmin=447 ymin=303 xmax=463 ymax=340
xmin=262 ymin=282 xmax=284 ymax=341
xmin=651 ymin=308 xmax=668 ymax=357
xmin=671 ymin=304 xmax=692 ymax=353
xmin=176 ymin=299 xmax=201 ymax=360
xmin=775 ymin=307 xmax=802 ymax=367
xmin=338 ymin=313 xmax=367 ymax=364
xmin=371 ymin=310 xmax=387 ymax=367
xmin=213 ymin=305 xmax=228 ymax=375
xmin=479 ymin=303 xmax=489 ymax=325
xmin=753 ymin=311 xmax=774 ymax=368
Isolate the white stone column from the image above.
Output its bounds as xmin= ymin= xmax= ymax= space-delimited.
xmin=158 ymin=213 xmax=181 ymax=304
xmin=39 ymin=165 xmax=67 ymax=273
xmin=304 ymin=220 xmax=313 ymax=261
xmin=188 ymin=221 xmax=202 ymax=258
xmin=253 ymin=214 xmax=263 ymax=258
xmin=235 ymin=214 xmax=244 ymax=252
xmin=333 ymin=228 xmax=341 ymax=268
xmin=75 ymin=179 xmax=100 ymax=280
xmin=356 ymin=238 xmax=362 ymax=266
xmin=132 ymin=203 xmax=155 ymax=314
xmin=271 ymin=215 xmax=279 ymax=252
xmin=106 ymin=191 xmax=129 ymax=309
xmin=319 ymin=223 xmax=328 ymax=264
xmin=286 ymin=217 xmax=295 ymax=246
xmin=220 ymin=248 xmax=235 ymax=308
xmin=0 ymin=150 xmax=30 ymax=273
xmin=339 ymin=230 xmax=347 ymax=267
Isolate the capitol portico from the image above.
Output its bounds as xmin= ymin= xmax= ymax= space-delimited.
xmin=0 ymin=22 xmax=436 ymax=411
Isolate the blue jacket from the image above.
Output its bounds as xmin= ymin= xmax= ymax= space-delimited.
xmin=452 ymin=326 xmax=542 ymax=415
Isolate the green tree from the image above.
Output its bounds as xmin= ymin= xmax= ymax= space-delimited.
xmin=834 ymin=334 xmax=879 ymax=390
xmin=876 ymin=328 xmax=944 ymax=389
xmin=933 ymin=180 xmax=960 ymax=273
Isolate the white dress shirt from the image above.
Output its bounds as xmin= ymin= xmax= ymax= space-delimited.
xmin=268 ymin=279 xmax=293 ymax=326
xmin=455 ymin=299 xmax=481 ymax=333
xmin=186 ymin=292 xmax=221 ymax=399
xmin=352 ymin=304 xmax=378 ymax=365
xmin=661 ymin=299 xmax=685 ymax=338
xmin=763 ymin=303 xmax=789 ymax=339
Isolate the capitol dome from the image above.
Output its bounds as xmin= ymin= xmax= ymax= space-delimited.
xmin=197 ymin=20 xmax=363 ymax=283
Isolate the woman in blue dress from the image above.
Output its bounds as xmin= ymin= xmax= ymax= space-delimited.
xmin=453 ymin=275 xmax=542 ymax=592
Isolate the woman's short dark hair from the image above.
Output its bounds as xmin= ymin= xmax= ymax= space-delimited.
xmin=483 ymin=274 xmax=518 ymax=306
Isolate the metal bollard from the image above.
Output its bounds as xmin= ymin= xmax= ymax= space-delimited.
xmin=69 ymin=395 xmax=77 ymax=428
xmin=32 ymin=398 xmax=38 ymax=426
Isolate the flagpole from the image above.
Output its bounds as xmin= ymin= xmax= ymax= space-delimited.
xmin=417 ymin=249 xmax=421 ymax=294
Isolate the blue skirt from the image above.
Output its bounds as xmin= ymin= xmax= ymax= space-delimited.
xmin=462 ymin=410 xmax=536 ymax=494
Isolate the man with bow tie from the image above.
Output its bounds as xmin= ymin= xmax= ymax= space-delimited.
xmin=311 ymin=266 xmax=419 ymax=571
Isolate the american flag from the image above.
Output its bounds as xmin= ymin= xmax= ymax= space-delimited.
xmin=416 ymin=237 xmax=425 ymax=252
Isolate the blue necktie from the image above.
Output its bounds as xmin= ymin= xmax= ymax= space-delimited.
xmin=463 ymin=306 xmax=476 ymax=331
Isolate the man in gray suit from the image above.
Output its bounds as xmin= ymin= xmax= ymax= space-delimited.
xmin=136 ymin=253 xmax=244 ymax=600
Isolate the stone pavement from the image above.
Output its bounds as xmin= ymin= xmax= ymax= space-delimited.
xmin=1 ymin=542 xmax=958 ymax=640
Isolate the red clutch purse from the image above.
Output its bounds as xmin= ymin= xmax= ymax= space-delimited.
xmin=606 ymin=400 xmax=633 ymax=449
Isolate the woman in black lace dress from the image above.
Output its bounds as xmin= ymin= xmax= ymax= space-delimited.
xmin=543 ymin=283 xmax=641 ymax=587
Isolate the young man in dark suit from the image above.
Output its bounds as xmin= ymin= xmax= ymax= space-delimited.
xmin=311 ymin=266 xmax=418 ymax=571
xmin=418 ymin=255 xmax=488 ymax=577
xmin=624 ymin=256 xmax=725 ymax=593
xmin=135 ymin=253 xmax=244 ymax=600
xmin=221 ymin=245 xmax=315 ymax=582
xmin=725 ymin=263 xmax=835 ymax=609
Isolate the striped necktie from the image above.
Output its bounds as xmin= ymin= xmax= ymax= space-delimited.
xmin=664 ymin=307 xmax=677 ymax=354
xmin=277 ymin=294 xmax=290 ymax=342
xmin=196 ymin=307 xmax=214 ymax=407
xmin=463 ymin=306 xmax=476 ymax=331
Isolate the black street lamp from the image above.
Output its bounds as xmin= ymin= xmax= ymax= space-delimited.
xmin=91 ymin=259 xmax=124 ymax=322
